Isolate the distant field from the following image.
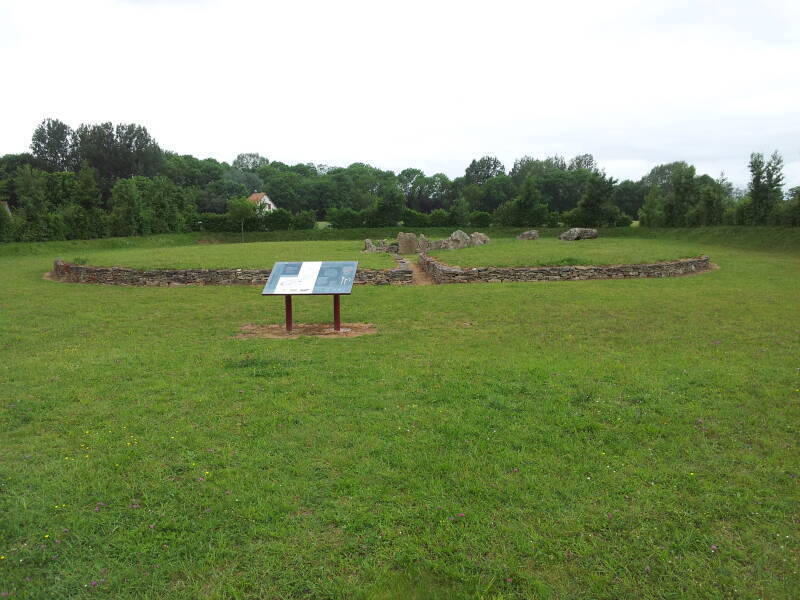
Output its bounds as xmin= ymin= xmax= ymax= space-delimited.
xmin=428 ymin=237 xmax=706 ymax=267
xmin=1 ymin=228 xmax=799 ymax=599
xmin=60 ymin=239 xmax=394 ymax=270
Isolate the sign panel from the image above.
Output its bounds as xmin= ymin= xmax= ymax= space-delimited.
xmin=262 ymin=261 xmax=358 ymax=296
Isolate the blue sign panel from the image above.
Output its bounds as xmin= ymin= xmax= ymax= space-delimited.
xmin=262 ymin=261 xmax=358 ymax=295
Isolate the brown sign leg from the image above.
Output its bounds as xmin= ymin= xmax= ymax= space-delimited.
xmin=333 ymin=294 xmax=341 ymax=332
xmin=284 ymin=295 xmax=293 ymax=332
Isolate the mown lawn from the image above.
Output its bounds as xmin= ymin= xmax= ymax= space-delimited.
xmin=59 ymin=239 xmax=393 ymax=271
xmin=1 ymin=229 xmax=798 ymax=599
xmin=428 ymin=237 xmax=705 ymax=267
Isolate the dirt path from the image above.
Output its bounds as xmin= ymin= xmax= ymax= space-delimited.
xmin=408 ymin=259 xmax=434 ymax=285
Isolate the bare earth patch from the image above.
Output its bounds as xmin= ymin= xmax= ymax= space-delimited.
xmin=235 ymin=322 xmax=377 ymax=339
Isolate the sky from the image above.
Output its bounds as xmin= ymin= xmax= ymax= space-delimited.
xmin=1 ymin=0 xmax=799 ymax=188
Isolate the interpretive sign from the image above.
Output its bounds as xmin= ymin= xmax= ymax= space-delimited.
xmin=262 ymin=261 xmax=357 ymax=296
xmin=262 ymin=261 xmax=358 ymax=332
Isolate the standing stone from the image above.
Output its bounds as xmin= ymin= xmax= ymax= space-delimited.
xmin=517 ymin=230 xmax=539 ymax=240
xmin=469 ymin=232 xmax=490 ymax=246
xmin=397 ymin=232 xmax=418 ymax=254
xmin=559 ymin=228 xmax=598 ymax=241
xmin=418 ymin=234 xmax=431 ymax=252
xmin=364 ymin=239 xmax=377 ymax=252
xmin=447 ymin=230 xmax=471 ymax=249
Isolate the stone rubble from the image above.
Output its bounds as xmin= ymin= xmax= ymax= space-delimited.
xmin=559 ymin=228 xmax=598 ymax=241
xmin=364 ymin=230 xmax=491 ymax=253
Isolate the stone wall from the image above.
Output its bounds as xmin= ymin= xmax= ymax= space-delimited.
xmin=51 ymin=258 xmax=413 ymax=287
xmin=418 ymin=254 xmax=711 ymax=284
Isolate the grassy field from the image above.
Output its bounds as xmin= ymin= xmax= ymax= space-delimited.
xmin=63 ymin=240 xmax=394 ymax=271
xmin=1 ymin=228 xmax=799 ymax=599
xmin=427 ymin=237 xmax=705 ymax=267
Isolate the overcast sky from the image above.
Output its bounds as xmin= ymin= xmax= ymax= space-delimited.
xmin=1 ymin=0 xmax=798 ymax=187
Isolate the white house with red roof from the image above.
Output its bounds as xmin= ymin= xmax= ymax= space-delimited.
xmin=246 ymin=192 xmax=277 ymax=212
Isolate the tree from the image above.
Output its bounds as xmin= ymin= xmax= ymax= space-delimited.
xmin=612 ymin=180 xmax=647 ymax=217
xmin=326 ymin=207 xmax=363 ymax=229
xmin=108 ymin=178 xmax=143 ymax=237
xmin=567 ymin=153 xmax=598 ymax=172
xmin=30 ymin=118 xmax=75 ymax=172
xmin=227 ymin=197 xmax=256 ymax=242
xmin=0 ymin=199 xmax=13 ymax=241
xmin=509 ymin=155 xmax=567 ymax=187
xmin=232 ymin=153 xmax=269 ymax=170
xmin=638 ymin=188 xmax=666 ymax=227
xmin=747 ymin=151 xmax=784 ymax=225
xmin=373 ymin=181 xmax=405 ymax=226
xmin=661 ymin=163 xmax=697 ymax=227
xmin=563 ymin=173 xmax=623 ymax=227
xmin=480 ymin=174 xmax=516 ymax=212
xmin=263 ymin=208 xmax=294 ymax=230
xmin=291 ymin=210 xmax=316 ymax=230
xmin=73 ymin=122 xmax=163 ymax=195
xmin=464 ymin=156 xmax=505 ymax=186
xmin=15 ymin=166 xmax=52 ymax=240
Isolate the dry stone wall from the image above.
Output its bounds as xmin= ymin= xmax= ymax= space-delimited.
xmin=51 ymin=258 xmax=413 ymax=287
xmin=418 ymin=254 xmax=711 ymax=284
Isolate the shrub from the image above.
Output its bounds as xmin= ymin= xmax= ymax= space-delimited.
xmin=263 ymin=208 xmax=293 ymax=231
xmin=199 ymin=212 xmax=231 ymax=232
xmin=291 ymin=210 xmax=316 ymax=230
xmin=326 ymin=207 xmax=363 ymax=229
xmin=429 ymin=209 xmax=451 ymax=227
xmin=402 ymin=208 xmax=431 ymax=227
xmin=469 ymin=211 xmax=492 ymax=228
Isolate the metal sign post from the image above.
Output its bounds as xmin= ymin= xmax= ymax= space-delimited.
xmin=262 ymin=261 xmax=357 ymax=333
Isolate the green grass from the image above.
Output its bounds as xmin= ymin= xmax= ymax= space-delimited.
xmin=63 ymin=239 xmax=394 ymax=270
xmin=427 ymin=237 xmax=705 ymax=267
xmin=1 ymin=228 xmax=799 ymax=599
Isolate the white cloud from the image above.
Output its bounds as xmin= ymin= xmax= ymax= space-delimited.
xmin=1 ymin=0 xmax=798 ymax=187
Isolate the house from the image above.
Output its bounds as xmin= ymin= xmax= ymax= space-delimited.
xmin=246 ymin=192 xmax=277 ymax=212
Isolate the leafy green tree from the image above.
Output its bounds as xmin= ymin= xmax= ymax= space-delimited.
xmin=108 ymin=178 xmax=143 ymax=237
xmin=263 ymin=208 xmax=294 ymax=230
xmin=509 ymin=155 xmax=566 ymax=187
xmin=227 ymin=197 xmax=256 ymax=241
xmin=612 ymin=180 xmax=647 ymax=217
xmin=662 ymin=163 xmax=697 ymax=227
xmin=747 ymin=151 xmax=784 ymax=224
xmin=30 ymin=118 xmax=75 ymax=172
xmin=162 ymin=153 xmax=224 ymax=187
xmin=14 ymin=166 xmax=53 ymax=240
xmin=776 ymin=187 xmax=800 ymax=226
xmin=223 ymin=168 xmax=261 ymax=194
xmin=373 ymin=181 xmax=405 ymax=226
xmin=638 ymin=188 xmax=666 ymax=227
xmin=73 ymin=163 xmax=105 ymax=237
xmin=232 ymin=153 xmax=269 ymax=170
xmin=429 ymin=209 xmax=451 ymax=227
xmin=401 ymin=208 xmax=431 ymax=227
xmin=325 ymin=207 xmax=362 ymax=229
xmin=448 ymin=198 xmax=470 ymax=227
xmin=0 ymin=200 xmax=14 ymax=241
xmin=74 ymin=122 xmax=163 ymax=195
xmin=469 ymin=210 xmax=492 ymax=228
xmin=464 ymin=156 xmax=505 ymax=186
xmin=567 ymin=153 xmax=598 ymax=172
xmin=291 ymin=210 xmax=316 ymax=230
xmin=480 ymin=174 xmax=516 ymax=212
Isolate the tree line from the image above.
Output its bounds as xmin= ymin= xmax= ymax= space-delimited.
xmin=1 ymin=118 xmax=798 ymax=242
